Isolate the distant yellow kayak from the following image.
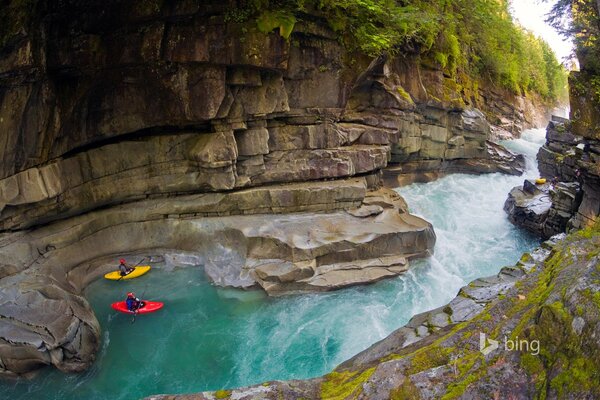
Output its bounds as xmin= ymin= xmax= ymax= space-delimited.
xmin=104 ymin=266 xmax=151 ymax=280
xmin=535 ymin=178 xmax=547 ymax=184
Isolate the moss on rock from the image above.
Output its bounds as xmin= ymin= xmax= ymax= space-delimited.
xmin=320 ymin=367 xmax=375 ymax=399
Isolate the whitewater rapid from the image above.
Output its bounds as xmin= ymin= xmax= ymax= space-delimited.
xmin=0 ymin=129 xmax=545 ymax=400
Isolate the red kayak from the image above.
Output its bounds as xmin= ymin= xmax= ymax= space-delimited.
xmin=111 ymin=301 xmax=164 ymax=314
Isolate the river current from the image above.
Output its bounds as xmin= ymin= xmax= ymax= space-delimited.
xmin=0 ymin=129 xmax=545 ymax=399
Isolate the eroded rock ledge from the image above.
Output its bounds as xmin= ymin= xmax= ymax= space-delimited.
xmin=384 ymin=140 xmax=525 ymax=187
xmin=0 ymin=180 xmax=434 ymax=376
xmin=149 ymin=225 xmax=600 ymax=399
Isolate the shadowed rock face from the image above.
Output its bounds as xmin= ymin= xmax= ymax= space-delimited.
xmin=0 ymin=0 xmax=537 ymax=377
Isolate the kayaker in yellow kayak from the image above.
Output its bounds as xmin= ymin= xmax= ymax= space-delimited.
xmin=104 ymin=259 xmax=150 ymax=280
xmin=119 ymin=259 xmax=135 ymax=276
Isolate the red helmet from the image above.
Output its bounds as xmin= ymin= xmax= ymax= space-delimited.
xmin=127 ymin=292 xmax=135 ymax=298
xmin=119 ymin=258 xmax=126 ymax=263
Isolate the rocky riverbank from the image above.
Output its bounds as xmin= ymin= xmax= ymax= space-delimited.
xmin=504 ymin=115 xmax=599 ymax=238
xmin=0 ymin=180 xmax=435 ymax=376
xmin=146 ymin=223 xmax=600 ymax=400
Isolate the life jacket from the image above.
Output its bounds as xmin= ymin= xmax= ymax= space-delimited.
xmin=126 ymin=297 xmax=137 ymax=311
xmin=119 ymin=263 xmax=128 ymax=275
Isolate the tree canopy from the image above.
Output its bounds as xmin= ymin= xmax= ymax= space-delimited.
xmin=242 ymin=0 xmax=569 ymax=102
xmin=545 ymin=0 xmax=600 ymax=101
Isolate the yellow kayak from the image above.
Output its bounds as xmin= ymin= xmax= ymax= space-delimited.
xmin=535 ymin=178 xmax=547 ymax=184
xmin=104 ymin=266 xmax=151 ymax=280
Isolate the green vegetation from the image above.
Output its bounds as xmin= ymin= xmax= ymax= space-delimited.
xmin=547 ymin=0 xmax=600 ymax=102
xmin=389 ymin=379 xmax=421 ymax=399
xmin=256 ymin=10 xmax=296 ymax=39
xmin=214 ymin=389 xmax=231 ymax=399
xmin=320 ymin=367 xmax=375 ymax=399
xmin=406 ymin=345 xmax=451 ymax=374
xmin=234 ymin=0 xmax=568 ymax=101
xmin=507 ymin=222 xmax=600 ymax=398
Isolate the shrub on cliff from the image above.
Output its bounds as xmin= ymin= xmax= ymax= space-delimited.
xmin=547 ymin=0 xmax=600 ymax=102
xmin=243 ymin=0 xmax=568 ymax=102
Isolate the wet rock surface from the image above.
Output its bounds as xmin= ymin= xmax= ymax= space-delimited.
xmin=504 ymin=181 xmax=553 ymax=236
xmin=504 ymin=180 xmax=582 ymax=239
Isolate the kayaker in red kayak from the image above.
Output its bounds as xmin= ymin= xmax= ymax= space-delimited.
xmin=119 ymin=259 xmax=134 ymax=276
xmin=126 ymin=292 xmax=145 ymax=313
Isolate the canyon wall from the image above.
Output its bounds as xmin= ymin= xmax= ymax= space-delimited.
xmin=0 ymin=1 xmax=538 ymax=229
xmin=0 ymin=0 xmax=545 ymax=377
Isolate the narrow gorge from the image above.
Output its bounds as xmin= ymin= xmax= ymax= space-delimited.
xmin=1 ymin=0 xmax=598 ymax=399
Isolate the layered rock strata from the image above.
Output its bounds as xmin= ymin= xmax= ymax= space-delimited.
xmin=505 ymin=115 xmax=599 ymax=236
xmin=537 ymin=117 xmax=582 ymax=181
xmin=1 ymin=1 xmax=533 ymax=231
xmin=384 ymin=140 xmax=525 ymax=186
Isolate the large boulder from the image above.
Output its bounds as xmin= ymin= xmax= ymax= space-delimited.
xmin=504 ymin=179 xmax=582 ymax=239
xmin=0 ymin=274 xmax=100 ymax=376
xmin=504 ymin=181 xmax=553 ymax=236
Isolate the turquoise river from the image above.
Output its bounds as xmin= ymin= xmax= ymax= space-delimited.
xmin=0 ymin=129 xmax=545 ymax=399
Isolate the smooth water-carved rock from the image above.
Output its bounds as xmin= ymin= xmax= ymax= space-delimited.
xmin=244 ymin=199 xmax=434 ymax=295
xmin=0 ymin=275 xmax=100 ymax=376
xmin=0 ymin=184 xmax=434 ymax=375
